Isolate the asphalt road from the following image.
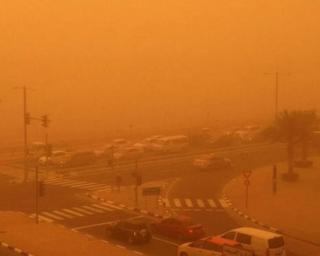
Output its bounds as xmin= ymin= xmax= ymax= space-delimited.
xmin=0 ymin=143 xmax=314 ymax=256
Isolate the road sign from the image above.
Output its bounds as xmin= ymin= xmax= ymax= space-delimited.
xmin=142 ymin=186 xmax=161 ymax=196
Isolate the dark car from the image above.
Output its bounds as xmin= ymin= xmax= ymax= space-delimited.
xmin=105 ymin=219 xmax=152 ymax=244
xmin=151 ymin=216 xmax=205 ymax=241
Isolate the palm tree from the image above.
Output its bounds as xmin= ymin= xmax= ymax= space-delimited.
xmin=276 ymin=110 xmax=318 ymax=180
xmin=297 ymin=110 xmax=318 ymax=165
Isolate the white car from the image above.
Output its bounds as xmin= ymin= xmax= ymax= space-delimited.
xmin=177 ymin=236 xmax=253 ymax=256
xmin=193 ymin=154 xmax=232 ymax=170
xmin=219 ymin=227 xmax=286 ymax=256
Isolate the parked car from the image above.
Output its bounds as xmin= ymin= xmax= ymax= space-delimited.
xmin=151 ymin=216 xmax=205 ymax=241
xmin=115 ymin=145 xmax=144 ymax=161
xmin=38 ymin=150 xmax=69 ymax=166
xmin=58 ymin=150 xmax=96 ymax=168
xmin=105 ymin=219 xmax=152 ymax=244
xmin=112 ymin=139 xmax=129 ymax=149
xmin=177 ymin=236 xmax=253 ymax=256
xmin=193 ymin=154 xmax=232 ymax=170
xmin=154 ymin=135 xmax=189 ymax=154
xmin=218 ymin=227 xmax=286 ymax=256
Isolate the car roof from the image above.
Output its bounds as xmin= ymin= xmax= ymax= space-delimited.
xmin=232 ymin=227 xmax=282 ymax=239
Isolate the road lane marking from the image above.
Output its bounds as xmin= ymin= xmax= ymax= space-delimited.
xmin=53 ymin=210 xmax=74 ymax=219
xmin=38 ymin=215 xmax=54 ymax=222
xmin=72 ymin=216 xmax=143 ymax=230
xmin=101 ymin=202 xmax=123 ymax=210
xmin=173 ymin=198 xmax=182 ymax=207
xmin=92 ymin=204 xmax=113 ymax=211
xmin=79 ymin=184 xmax=106 ymax=189
xmin=62 ymin=209 xmax=84 ymax=217
xmin=185 ymin=198 xmax=193 ymax=207
xmin=196 ymin=199 xmax=205 ymax=208
xmin=72 ymin=207 xmax=94 ymax=215
xmin=207 ymin=199 xmax=216 ymax=208
xmin=161 ymin=198 xmax=170 ymax=207
xmin=219 ymin=198 xmax=229 ymax=208
xmin=152 ymin=236 xmax=180 ymax=246
xmin=41 ymin=211 xmax=64 ymax=220
xmin=82 ymin=206 xmax=104 ymax=213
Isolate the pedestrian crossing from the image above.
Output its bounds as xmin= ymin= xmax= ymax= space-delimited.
xmin=44 ymin=177 xmax=112 ymax=191
xmin=159 ymin=198 xmax=230 ymax=210
xmin=30 ymin=202 xmax=122 ymax=223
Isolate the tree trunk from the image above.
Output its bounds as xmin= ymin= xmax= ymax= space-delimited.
xmin=301 ymin=140 xmax=308 ymax=161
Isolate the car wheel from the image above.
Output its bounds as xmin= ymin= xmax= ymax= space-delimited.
xmin=180 ymin=252 xmax=188 ymax=256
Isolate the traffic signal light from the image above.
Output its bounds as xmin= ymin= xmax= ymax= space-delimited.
xmin=38 ymin=181 xmax=45 ymax=197
xmin=25 ymin=112 xmax=31 ymax=125
xmin=41 ymin=115 xmax=49 ymax=128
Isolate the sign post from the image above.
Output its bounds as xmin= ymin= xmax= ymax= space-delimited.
xmin=273 ymin=164 xmax=277 ymax=195
xmin=142 ymin=187 xmax=161 ymax=210
xmin=243 ymin=170 xmax=252 ymax=209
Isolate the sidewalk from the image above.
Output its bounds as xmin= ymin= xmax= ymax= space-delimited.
xmin=224 ymin=158 xmax=320 ymax=244
xmin=92 ymin=179 xmax=177 ymax=217
xmin=0 ymin=211 xmax=140 ymax=256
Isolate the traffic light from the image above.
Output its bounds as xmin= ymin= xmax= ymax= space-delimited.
xmin=25 ymin=112 xmax=31 ymax=125
xmin=38 ymin=181 xmax=45 ymax=197
xmin=41 ymin=115 xmax=49 ymax=128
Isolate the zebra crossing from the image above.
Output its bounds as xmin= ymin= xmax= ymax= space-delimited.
xmin=30 ymin=202 xmax=122 ymax=223
xmin=159 ymin=198 xmax=230 ymax=211
xmin=44 ymin=177 xmax=112 ymax=191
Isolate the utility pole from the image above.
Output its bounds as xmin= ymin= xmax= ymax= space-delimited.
xmin=23 ymin=86 xmax=28 ymax=182
xmin=265 ymin=71 xmax=290 ymax=121
xmin=35 ymin=165 xmax=39 ymax=224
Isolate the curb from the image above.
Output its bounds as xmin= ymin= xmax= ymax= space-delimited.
xmin=222 ymin=194 xmax=282 ymax=234
xmin=0 ymin=241 xmax=35 ymax=256
xmin=222 ymin=194 xmax=320 ymax=248
xmin=86 ymin=193 xmax=169 ymax=220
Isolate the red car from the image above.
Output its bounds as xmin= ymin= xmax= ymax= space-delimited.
xmin=151 ymin=216 xmax=206 ymax=241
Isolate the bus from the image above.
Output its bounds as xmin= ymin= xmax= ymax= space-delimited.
xmin=155 ymin=135 xmax=189 ymax=153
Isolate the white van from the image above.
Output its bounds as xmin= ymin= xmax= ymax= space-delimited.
xmin=219 ymin=227 xmax=286 ymax=256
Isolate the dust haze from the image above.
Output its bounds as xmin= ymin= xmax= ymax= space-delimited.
xmin=1 ymin=0 xmax=320 ymax=144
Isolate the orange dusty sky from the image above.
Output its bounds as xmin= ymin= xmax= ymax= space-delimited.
xmin=0 ymin=0 xmax=320 ymax=143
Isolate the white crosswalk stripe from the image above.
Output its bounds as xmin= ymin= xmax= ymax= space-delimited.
xmin=39 ymin=215 xmax=54 ymax=222
xmin=161 ymin=198 xmax=170 ymax=207
xmin=101 ymin=202 xmax=124 ymax=210
xmin=41 ymin=211 xmax=64 ymax=220
xmin=92 ymin=204 xmax=113 ymax=211
xmin=207 ymin=199 xmax=216 ymax=208
xmin=185 ymin=198 xmax=193 ymax=207
xmin=72 ymin=207 xmax=94 ymax=215
xmin=53 ymin=210 xmax=74 ymax=219
xmin=62 ymin=209 xmax=84 ymax=217
xmin=44 ymin=177 xmax=112 ymax=191
xmin=29 ymin=203 xmax=121 ymax=222
xmin=159 ymin=198 xmax=226 ymax=210
xmin=173 ymin=198 xmax=182 ymax=208
xmin=196 ymin=199 xmax=205 ymax=208
xmin=82 ymin=206 xmax=104 ymax=213
xmin=219 ymin=198 xmax=230 ymax=208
